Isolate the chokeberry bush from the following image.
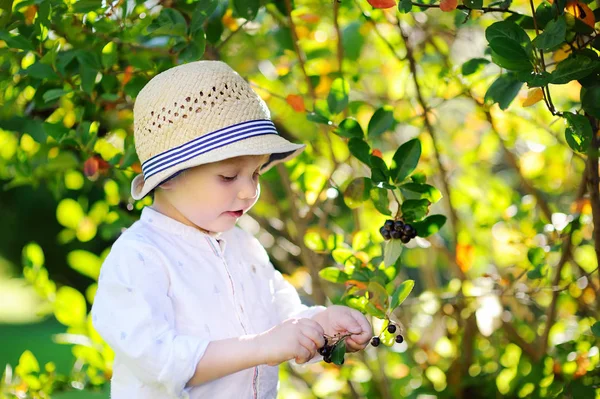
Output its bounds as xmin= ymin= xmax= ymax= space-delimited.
xmin=1 ymin=0 xmax=600 ymax=398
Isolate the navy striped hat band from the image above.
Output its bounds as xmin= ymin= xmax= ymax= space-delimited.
xmin=141 ymin=119 xmax=278 ymax=181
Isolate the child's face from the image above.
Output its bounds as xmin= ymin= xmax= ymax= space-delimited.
xmin=158 ymin=154 xmax=270 ymax=233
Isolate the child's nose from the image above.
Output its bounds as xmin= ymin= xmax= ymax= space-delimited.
xmin=238 ymin=179 xmax=259 ymax=200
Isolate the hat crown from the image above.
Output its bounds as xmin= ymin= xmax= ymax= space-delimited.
xmin=133 ymin=60 xmax=271 ymax=163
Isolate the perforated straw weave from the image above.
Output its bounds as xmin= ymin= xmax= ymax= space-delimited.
xmin=130 ymin=60 xmax=306 ymax=200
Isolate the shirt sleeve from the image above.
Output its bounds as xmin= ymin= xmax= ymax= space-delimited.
xmin=91 ymin=240 xmax=209 ymax=398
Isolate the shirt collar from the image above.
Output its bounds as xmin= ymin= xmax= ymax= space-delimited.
xmin=141 ymin=206 xmax=227 ymax=253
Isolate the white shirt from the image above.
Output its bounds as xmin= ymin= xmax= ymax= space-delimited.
xmin=91 ymin=206 xmax=325 ymax=399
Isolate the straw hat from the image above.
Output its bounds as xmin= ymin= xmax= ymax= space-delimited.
xmin=130 ymin=60 xmax=306 ymax=200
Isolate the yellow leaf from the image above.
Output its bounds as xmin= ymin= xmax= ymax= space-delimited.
xmin=553 ymin=44 xmax=571 ymax=63
xmin=522 ymin=88 xmax=544 ymax=107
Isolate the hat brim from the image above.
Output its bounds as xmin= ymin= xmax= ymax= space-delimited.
xmin=131 ymin=134 xmax=305 ymax=200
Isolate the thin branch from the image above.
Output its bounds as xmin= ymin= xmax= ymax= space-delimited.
xmin=398 ymin=22 xmax=464 ymax=280
xmin=215 ymin=20 xmax=250 ymax=50
xmin=539 ymin=165 xmax=588 ymax=357
xmin=283 ymin=0 xmax=316 ymax=104
xmin=585 ymin=115 xmax=600 ymax=286
xmin=480 ymin=103 xmax=554 ymax=222
xmin=410 ymin=2 xmax=520 ymax=14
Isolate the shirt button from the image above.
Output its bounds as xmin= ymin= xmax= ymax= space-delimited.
xmin=239 ymin=305 xmax=244 ymax=313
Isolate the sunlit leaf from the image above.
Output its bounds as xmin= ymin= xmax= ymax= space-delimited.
xmin=390 ymin=280 xmax=414 ymax=309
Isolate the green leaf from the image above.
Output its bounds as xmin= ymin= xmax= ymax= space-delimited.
xmin=527 ymin=265 xmax=544 ymax=279
xmin=551 ymin=54 xmax=600 ymax=85
xmin=348 ymin=138 xmax=371 ymax=166
xmin=564 ymin=112 xmax=592 ymax=153
xmin=489 ymin=38 xmax=531 ymax=63
xmin=484 ymin=73 xmax=524 ymax=110
xmin=368 ymin=106 xmax=394 ymax=137
xmin=0 ymin=31 xmax=35 ymax=51
xmin=335 ymin=118 xmax=364 ymax=139
xmin=399 ymin=182 xmax=442 ymax=203
xmin=464 ymin=0 xmax=483 ymax=8
xmin=591 ymin=322 xmax=600 ymax=337
xmin=25 ymin=62 xmax=59 ymax=80
xmin=370 ymin=186 xmax=392 ymax=216
xmin=462 ymin=58 xmax=490 ymax=76
xmin=401 ymin=199 xmax=430 ymax=222
xmin=80 ymin=64 xmax=97 ymax=95
xmin=581 ymin=85 xmax=600 ymax=119
xmin=485 ymin=21 xmax=533 ymax=56
xmin=17 ymin=350 xmax=40 ymax=375
xmin=527 ymin=247 xmax=545 ymax=267
xmin=412 ymin=214 xmax=447 ymax=237
xmin=43 ymin=89 xmax=70 ymax=103
xmin=365 ymin=302 xmax=386 ymax=318
xmin=304 ymin=231 xmax=327 ymax=252
xmin=390 ymin=280 xmax=415 ymax=309
xmin=232 ymin=0 xmax=260 ymax=20
xmin=370 ymin=155 xmax=389 ymax=184
xmin=327 ymin=78 xmax=350 ymax=115
xmin=346 ymin=296 xmax=368 ymax=313
xmin=391 ymin=138 xmax=421 ymax=184
xmin=383 ymin=239 xmax=403 ymax=267
xmin=332 ymin=248 xmax=355 ymax=267
xmin=54 ymin=286 xmax=87 ymax=327
xmin=491 ymin=50 xmax=534 ymax=71
xmin=306 ymin=111 xmax=331 ymax=125
xmin=398 ymin=0 xmax=412 ymax=13
xmin=344 ymin=177 xmax=372 ymax=209
xmin=319 ymin=267 xmax=349 ymax=283
xmin=330 ymin=340 xmax=347 ymax=365
xmin=67 ymin=250 xmax=102 ymax=280
xmin=148 ymin=9 xmax=187 ymax=36
xmin=532 ymin=16 xmax=566 ymax=51
xmin=342 ymin=22 xmax=364 ymax=61
xmin=190 ymin=0 xmax=219 ymax=33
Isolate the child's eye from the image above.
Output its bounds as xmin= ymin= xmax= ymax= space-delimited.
xmin=220 ymin=175 xmax=237 ymax=182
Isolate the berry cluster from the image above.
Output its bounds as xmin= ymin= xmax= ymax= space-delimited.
xmin=370 ymin=322 xmax=404 ymax=347
xmin=379 ymin=219 xmax=417 ymax=243
xmin=318 ymin=335 xmax=345 ymax=364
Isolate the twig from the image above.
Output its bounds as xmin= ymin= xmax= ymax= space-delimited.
xmin=585 ymin=115 xmax=600 ymax=286
xmin=480 ymin=103 xmax=554 ymax=222
xmin=398 ymin=22 xmax=464 ymax=280
xmin=283 ymin=0 xmax=316 ymax=104
xmin=410 ymin=2 xmax=519 ymax=14
xmin=539 ymin=164 xmax=588 ymax=357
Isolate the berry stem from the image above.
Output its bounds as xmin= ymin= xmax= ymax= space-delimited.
xmin=390 ymin=189 xmax=403 ymax=219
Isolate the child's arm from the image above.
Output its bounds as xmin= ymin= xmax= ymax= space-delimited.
xmin=186 ymin=318 xmax=325 ymax=387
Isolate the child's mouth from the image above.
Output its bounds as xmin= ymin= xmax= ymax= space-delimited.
xmin=224 ymin=210 xmax=243 ymax=217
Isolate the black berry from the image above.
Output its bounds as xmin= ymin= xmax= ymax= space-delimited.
xmin=403 ymin=224 xmax=416 ymax=238
xmin=394 ymin=220 xmax=404 ymax=231
xmin=384 ymin=220 xmax=394 ymax=231
xmin=387 ymin=324 xmax=397 ymax=334
xmin=391 ymin=230 xmax=402 ymax=239
xmin=324 ymin=356 xmax=332 ymax=363
xmin=371 ymin=337 xmax=380 ymax=347
xmin=395 ymin=334 xmax=404 ymax=344
xmin=401 ymin=235 xmax=411 ymax=244
xmin=380 ymin=227 xmax=391 ymax=240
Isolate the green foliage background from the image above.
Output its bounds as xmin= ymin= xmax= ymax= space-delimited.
xmin=1 ymin=0 xmax=600 ymax=397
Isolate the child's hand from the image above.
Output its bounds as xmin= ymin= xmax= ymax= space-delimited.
xmin=313 ymin=305 xmax=372 ymax=352
xmin=257 ymin=318 xmax=326 ymax=366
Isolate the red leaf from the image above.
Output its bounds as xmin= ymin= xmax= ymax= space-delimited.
xmin=84 ymin=157 xmax=99 ymax=179
xmin=367 ymin=0 xmax=397 ymax=9
xmin=372 ymin=149 xmax=383 ymax=158
xmin=440 ymin=0 xmax=458 ymax=12
xmin=286 ymin=94 xmax=306 ymax=112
